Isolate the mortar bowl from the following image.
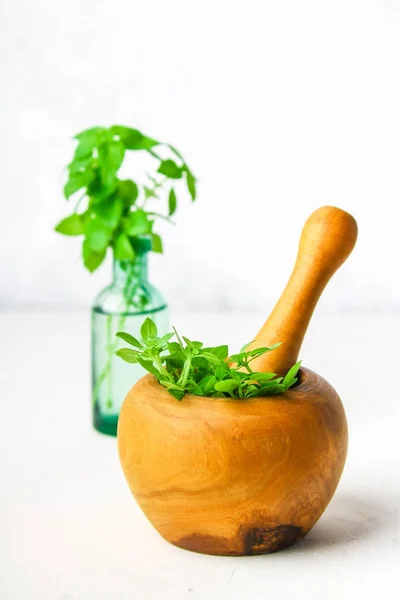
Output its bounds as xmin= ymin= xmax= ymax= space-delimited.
xmin=117 ymin=368 xmax=348 ymax=556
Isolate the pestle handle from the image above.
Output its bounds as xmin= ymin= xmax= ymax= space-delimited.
xmin=249 ymin=206 xmax=358 ymax=375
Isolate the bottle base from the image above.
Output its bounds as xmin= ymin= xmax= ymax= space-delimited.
xmin=93 ymin=403 xmax=119 ymax=437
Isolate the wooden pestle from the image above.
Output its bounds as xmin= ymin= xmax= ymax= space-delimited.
xmin=248 ymin=206 xmax=358 ymax=375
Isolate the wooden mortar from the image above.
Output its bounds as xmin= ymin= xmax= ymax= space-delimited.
xmin=118 ymin=206 xmax=358 ymax=556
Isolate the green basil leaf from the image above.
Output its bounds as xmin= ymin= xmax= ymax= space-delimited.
xmin=247 ymin=346 xmax=280 ymax=358
xmin=82 ymin=239 xmax=106 ymax=272
xmin=100 ymin=168 xmax=118 ymax=191
xmin=244 ymin=385 xmax=260 ymax=398
xmin=211 ymin=345 xmax=229 ymax=360
xmin=191 ymin=356 xmax=208 ymax=370
xmin=259 ymin=384 xmax=285 ymax=395
xmin=249 ymin=378 xmax=281 ymax=387
xmin=140 ymin=317 xmax=158 ymax=340
xmin=283 ymin=361 xmax=302 ymax=390
xmin=74 ymin=127 xmax=108 ymax=161
xmin=167 ymin=342 xmax=182 ymax=354
xmin=55 ymin=214 xmax=84 ymax=236
xmin=123 ymin=209 xmax=152 ymax=236
xmin=68 ymin=156 xmax=93 ymax=175
xmin=129 ymin=134 xmax=159 ymax=150
xmin=240 ymin=340 xmax=254 ymax=353
xmin=159 ymin=333 xmax=175 ymax=344
xmin=227 ymin=352 xmax=245 ymax=363
xmin=116 ymin=332 xmax=143 ymax=348
xmin=93 ymin=196 xmax=123 ymax=229
xmin=167 ymin=388 xmax=185 ymax=401
xmin=73 ymin=127 xmax=107 ymax=159
xmin=110 ymin=125 xmax=137 ymax=138
xmin=84 ymin=217 xmax=112 ymax=252
xmin=201 ymin=352 xmax=222 ymax=365
xmin=114 ymin=232 xmax=135 ymax=261
xmin=215 ymin=363 xmax=231 ymax=379
xmin=64 ymin=170 xmax=94 ymax=199
xmin=186 ymin=380 xmax=204 ymax=396
xmin=151 ymin=233 xmax=163 ymax=253
xmin=111 ymin=126 xmax=159 ymax=150
xmin=248 ymin=372 xmax=277 ymax=381
xmin=214 ymin=379 xmax=239 ymax=394
xmin=136 ymin=357 xmax=160 ymax=377
xmin=182 ymin=336 xmax=196 ymax=350
xmin=198 ymin=375 xmax=217 ymax=394
xmin=74 ymin=142 xmax=94 ymax=160
xmin=115 ymin=348 xmax=139 ymax=363
xmin=168 ymin=189 xmax=177 ymax=216
xmin=118 ymin=180 xmax=139 ymax=206
xmin=157 ymin=159 xmax=182 ymax=179
xmin=165 ymin=353 xmax=185 ymax=370
xmin=74 ymin=126 xmax=107 ymax=143
xmin=87 ymin=170 xmax=118 ymax=204
xmin=189 ymin=341 xmax=203 ymax=350
xmin=98 ymin=140 xmax=125 ymax=171
xmin=185 ymin=168 xmax=196 ymax=201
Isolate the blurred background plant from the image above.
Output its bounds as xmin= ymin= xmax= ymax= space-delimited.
xmin=55 ymin=125 xmax=196 ymax=272
xmin=55 ymin=124 xmax=197 ymax=435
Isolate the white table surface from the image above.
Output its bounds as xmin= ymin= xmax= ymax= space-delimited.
xmin=1 ymin=310 xmax=399 ymax=600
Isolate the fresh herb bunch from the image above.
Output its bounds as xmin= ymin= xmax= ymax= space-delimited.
xmin=116 ymin=318 xmax=301 ymax=401
xmin=55 ymin=125 xmax=196 ymax=272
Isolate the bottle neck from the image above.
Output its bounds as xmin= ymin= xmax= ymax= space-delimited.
xmin=113 ymin=254 xmax=149 ymax=288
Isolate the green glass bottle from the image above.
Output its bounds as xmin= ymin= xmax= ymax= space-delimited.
xmin=91 ymin=239 xmax=168 ymax=436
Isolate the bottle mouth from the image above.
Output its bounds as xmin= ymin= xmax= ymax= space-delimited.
xmin=132 ymin=236 xmax=152 ymax=255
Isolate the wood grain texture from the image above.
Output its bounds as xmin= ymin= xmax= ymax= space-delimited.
xmin=248 ymin=206 xmax=358 ymax=375
xmin=118 ymin=368 xmax=348 ymax=556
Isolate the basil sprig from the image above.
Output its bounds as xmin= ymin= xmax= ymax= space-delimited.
xmin=116 ymin=318 xmax=301 ymax=401
xmin=55 ymin=126 xmax=196 ymax=272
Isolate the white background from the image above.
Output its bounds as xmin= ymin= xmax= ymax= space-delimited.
xmin=1 ymin=0 xmax=400 ymax=312
xmin=2 ymin=5 xmax=400 ymax=598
